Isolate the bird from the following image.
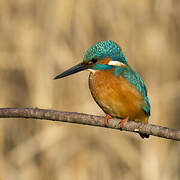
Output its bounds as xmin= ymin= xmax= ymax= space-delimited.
xmin=54 ymin=40 xmax=151 ymax=138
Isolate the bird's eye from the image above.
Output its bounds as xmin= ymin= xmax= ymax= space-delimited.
xmin=91 ymin=58 xmax=98 ymax=64
xmin=87 ymin=58 xmax=98 ymax=65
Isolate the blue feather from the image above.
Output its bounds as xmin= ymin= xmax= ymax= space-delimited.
xmin=83 ymin=40 xmax=128 ymax=65
xmin=92 ymin=64 xmax=113 ymax=70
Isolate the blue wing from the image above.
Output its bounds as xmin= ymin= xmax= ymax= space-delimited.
xmin=113 ymin=65 xmax=151 ymax=116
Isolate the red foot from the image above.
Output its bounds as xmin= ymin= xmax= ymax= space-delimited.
xmin=120 ymin=117 xmax=129 ymax=128
xmin=104 ymin=114 xmax=112 ymax=125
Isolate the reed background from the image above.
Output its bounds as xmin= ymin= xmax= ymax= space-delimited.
xmin=0 ymin=0 xmax=180 ymax=180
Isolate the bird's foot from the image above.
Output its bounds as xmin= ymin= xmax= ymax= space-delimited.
xmin=120 ymin=117 xmax=129 ymax=129
xmin=104 ymin=114 xmax=112 ymax=126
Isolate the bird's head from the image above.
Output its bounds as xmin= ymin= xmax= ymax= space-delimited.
xmin=54 ymin=40 xmax=128 ymax=79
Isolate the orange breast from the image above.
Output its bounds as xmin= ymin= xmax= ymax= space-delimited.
xmin=89 ymin=70 xmax=148 ymax=123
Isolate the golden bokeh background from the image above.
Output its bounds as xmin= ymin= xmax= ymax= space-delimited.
xmin=0 ymin=0 xmax=180 ymax=179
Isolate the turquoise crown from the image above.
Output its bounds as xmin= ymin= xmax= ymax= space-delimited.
xmin=83 ymin=40 xmax=128 ymax=64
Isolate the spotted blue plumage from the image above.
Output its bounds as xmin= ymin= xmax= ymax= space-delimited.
xmin=83 ymin=40 xmax=128 ymax=64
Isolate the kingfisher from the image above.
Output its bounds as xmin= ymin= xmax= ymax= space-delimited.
xmin=54 ymin=41 xmax=151 ymax=138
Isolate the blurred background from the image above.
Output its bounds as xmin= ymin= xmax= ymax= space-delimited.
xmin=0 ymin=0 xmax=180 ymax=179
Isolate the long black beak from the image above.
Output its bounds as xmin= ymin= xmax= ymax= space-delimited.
xmin=54 ymin=62 xmax=90 ymax=80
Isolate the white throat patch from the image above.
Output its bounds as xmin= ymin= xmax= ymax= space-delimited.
xmin=108 ymin=61 xmax=125 ymax=67
xmin=87 ymin=69 xmax=97 ymax=74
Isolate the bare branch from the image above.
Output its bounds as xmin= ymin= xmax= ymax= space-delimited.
xmin=0 ymin=108 xmax=179 ymax=141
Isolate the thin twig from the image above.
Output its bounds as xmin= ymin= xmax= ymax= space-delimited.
xmin=0 ymin=108 xmax=179 ymax=141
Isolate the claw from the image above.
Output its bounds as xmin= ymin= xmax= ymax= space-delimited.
xmin=104 ymin=114 xmax=112 ymax=125
xmin=120 ymin=117 xmax=129 ymax=128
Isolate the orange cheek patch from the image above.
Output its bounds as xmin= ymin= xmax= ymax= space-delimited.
xmin=97 ymin=58 xmax=112 ymax=65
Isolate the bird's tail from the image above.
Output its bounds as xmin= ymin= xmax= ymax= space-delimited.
xmin=139 ymin=133 xmax=149 ymax=138
xmin=139 ymin=116 xmax=149 ymax=138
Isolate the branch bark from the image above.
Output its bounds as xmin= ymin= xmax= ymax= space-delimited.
xmin=0 ymin=108 xmax=179 ymax=141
